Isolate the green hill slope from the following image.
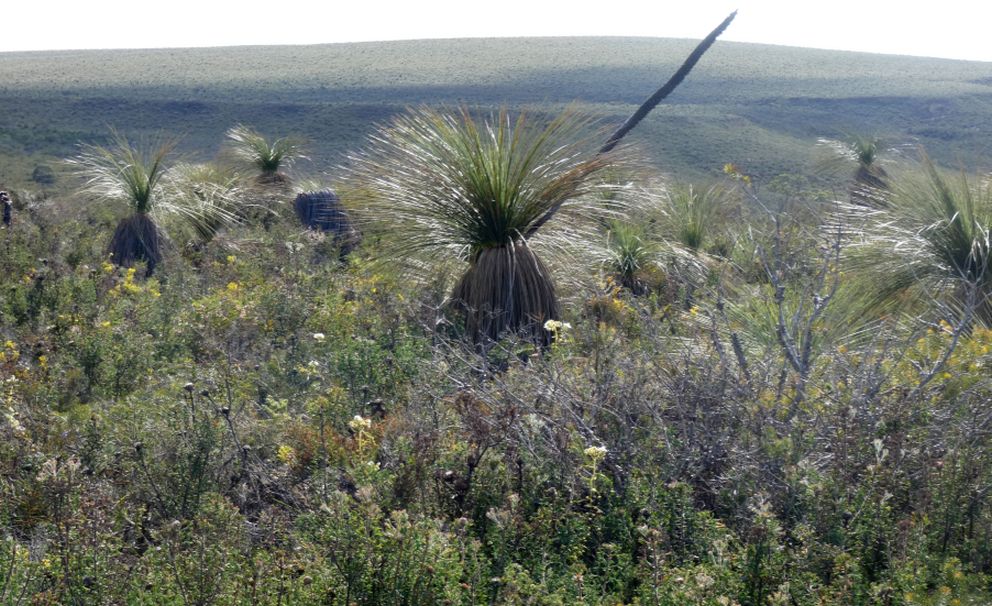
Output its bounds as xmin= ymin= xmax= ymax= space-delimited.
xmin=2 ymin=37 xmax=991 ymax=187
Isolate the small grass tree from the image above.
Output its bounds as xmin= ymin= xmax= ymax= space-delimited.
xmin=663 ymin=182 xmax=726 ymax=254
xmin=600 ymin=183 xmax=724 ymax=300
xmin=347 ymin=107 xmax=623 ymax=348
xmin=604 ymin=220 xmax=658 ymax=294
xmin=166 ymin=162 xmax=242 ymax=247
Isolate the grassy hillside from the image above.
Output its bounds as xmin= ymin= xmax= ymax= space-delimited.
xmin=2 ymin=37 xmax=992 ymax=188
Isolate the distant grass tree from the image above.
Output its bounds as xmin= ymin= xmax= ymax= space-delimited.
xmin=849 ymin=136 xmax=890 ymax=207
xmin=225 ymin=124 xmax=306 ymax=185
xmin=819 ymin=135 xmax=890 ymax=207
xmin=347 ymin=107 xmax=623 ymax=347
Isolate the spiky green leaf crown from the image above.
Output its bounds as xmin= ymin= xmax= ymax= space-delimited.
xmin=347 ymin=106 xmax=626 ymax=265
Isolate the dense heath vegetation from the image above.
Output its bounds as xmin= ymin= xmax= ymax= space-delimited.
xmin=3 ymin=38 xmax=992 ymax=606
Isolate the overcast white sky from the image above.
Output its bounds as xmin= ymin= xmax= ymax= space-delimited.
xmin=3 ymin=1 xmax=990 ymax=62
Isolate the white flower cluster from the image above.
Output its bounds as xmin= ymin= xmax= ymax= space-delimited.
xmin=584 ymin=445 xmax=608 ymax=461
xmin=348 ymin=414 xmax=372 ymax=432
xmin=543 ymin=319 xmax=572 ymax=332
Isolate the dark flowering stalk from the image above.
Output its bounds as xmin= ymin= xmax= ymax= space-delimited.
xmin=600 ymin=11 xmax=737 ymax=154
xmin=527 ymin=11 xmax=736 ymax=238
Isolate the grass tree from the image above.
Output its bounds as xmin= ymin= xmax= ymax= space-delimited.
xmin=603 ymin=183 xmax=725 ymax=300
xmin=849 ymin=137 xmax=890 ymax=207
xmin=345 ymin=12 xmax=735 ymax=346
xmin=819 ymin=135 xmax=890 ymax=207
xmin=68 ymin=133 xmax=176 ymax=275
xmin=69 ymin=132 xmax=239 ymax=275
xmin=600 ymin=208 xmax=706 ymax=297
xmin=225 ymin=124 xmax=306 ymax=185
xmin=347 ymin=107 xmax=623 ymax=347
xmin=165 ymin=162 xmax=242 ymax=246
xmin=843 ymin=157 xmax=992 ymax=326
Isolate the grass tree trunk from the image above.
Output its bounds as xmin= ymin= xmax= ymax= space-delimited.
xmin=294 ymin=189 xmax=360 ymax=257
xmin=451 ymin=241 xmax=560 ymax=348
xmin=108 ymin=213 xmax=161 ymax=276
xmin=256 ymin=171 xmax=290 ymax=186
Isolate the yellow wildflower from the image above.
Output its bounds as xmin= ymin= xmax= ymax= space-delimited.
xmin=276 ymin=445 xmax=296 ymax=465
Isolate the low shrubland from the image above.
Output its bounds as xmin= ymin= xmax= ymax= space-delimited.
xmin=1 ymin=117 xmax=992 ymax=605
